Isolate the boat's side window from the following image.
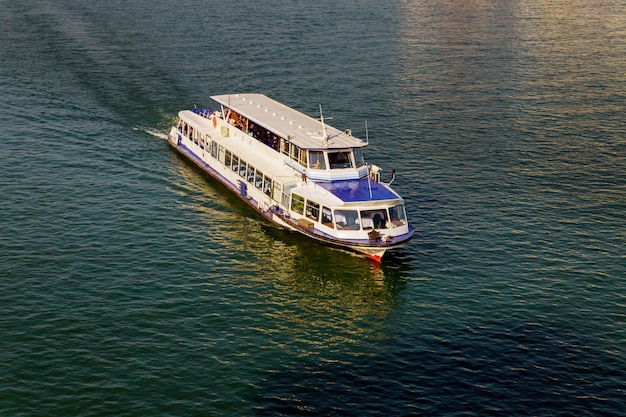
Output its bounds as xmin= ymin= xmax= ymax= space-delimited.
xmin=321 ymin=207 xmax=333 ymax=228
xmin=289 ymin=145 xmax=299 ymax=163
xmin=255 ymin=170 xmax=264 ymax=190
xmin=334 ymin=209 xmax=360 ymax=230
xmin=183 ymin=122 xmax=188 ymax=137
xmin=360 ymin=209 xmax=388 ymax=230
xmin=231 ymin=155 xmax=239 ymax=172
xmin=272 ymin=182 xmax=282 ymax=202
xmin=211 ymin=141 xmax=218 ymax=158
xmin=389 ymin=204 xmax=407 ymax=227
xmin=308 ymin=151 xmax=326 ymax=170
xmin=218 ymin=146 xmax=226 ymax=164
xmin=291 ymin=194 xmax=305 ymax=214
xmin=306 ymin=200 xmax=320 ymax=222
xmin=247 ymin=166 xmax=255 ymax=183
xmin=239 ymin=160 xmax=247 ymax=178
xmin=281 ymin=140 xmax=290 ymax=156
xmin=200 ymin=134 xmax=205 ymax=149
xmin=225 ymin=150 xmax=232 ymax=169
xmin=177 ymin=119 xmax=183 ymax=132
xmin=282 ymin=183 xmax=296 ymax=208
xmin=263 ymin=176 xmax=272 ymax=196
xmin=299 ymin=149 xmax=307 ymax=167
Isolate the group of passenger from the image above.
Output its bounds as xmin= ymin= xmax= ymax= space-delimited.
xmin=227 ymin=111 xmax=281 ymax=152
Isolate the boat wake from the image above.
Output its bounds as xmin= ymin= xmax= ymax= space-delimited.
xmin=134 ymin=127 xmax=169 ymax=140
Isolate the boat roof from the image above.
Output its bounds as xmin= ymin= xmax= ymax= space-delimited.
xmin=211 ymin=93 xmax=367 ymax=151
xmin=317 ymin=178 xmax=400 ymax=203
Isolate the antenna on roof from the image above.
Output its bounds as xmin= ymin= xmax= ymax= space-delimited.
xmin=365 ymin=120 xmax=369 ymax=144
xmin=319 ymin=104 xmax=332 ymax=146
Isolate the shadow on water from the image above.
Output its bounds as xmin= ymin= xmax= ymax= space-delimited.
xmin=250 ymin=321 xmax=626 ymax=416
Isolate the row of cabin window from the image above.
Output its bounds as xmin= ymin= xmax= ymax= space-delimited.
xmin=209 ymin=141 xmax=273 ymax=197
xmin=178 ymin=120 xmax=208 ymax=149
xmin=291 ymin=194 xmax=408 ymax=230
xmin=281 ymin=144 xmax=366 ymax=171
xmin=180 ymin=117 xmax=365 ymax=172
xmin=223 ymin=111 xmax=364 ymax=171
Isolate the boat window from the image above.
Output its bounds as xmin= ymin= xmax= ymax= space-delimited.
xmin=360 ymin=209 xmax=389 ymax=230
xmin=272 ymin=182 xmax=282 ymax=202
xmin=299 ymin=149 xmax=307 ymax=167
xmin=218 ymin=146 xmax=226 ymax=164
xmin=334 ymin=209 xmax=360 ymax=230
xmin=306 ymin=200 xmax=320 ymax=221
xmin=321 ymin=206 xmax=333 ymax=228
xmin=211 ymin=141 xmax=218 ymax=158
xmin=183 ymin=122 xmax=188 ymax=136
xmin=231 ymin=155 xmax=239 ymax=172
xmin=308 ymin=151 xmax=326 ymax=170
xmin=281 ymin=140 xmax=290 ymax=156
xmin=328 ymin=151 xmax=353 ymax=169
xmin=177 ymin=119 xmax=183 ymax=132
xmin=200 ymin=134 xmax=205 ymax=149
xmin=239 ymin=160 xmax=247 ymax=178
xmin=354 ymin=148 xmax=365 ymax=167
xmin=291 ymin=193 xmax=305 ymax=214
xmin=263 ymin=175 xmax=272 ymax=196
xmin=282 ymin=182 xmax=297 ymax=208
xmin=225 ymin=150 xmax=232 ymax=168
xmin=389 ymin=204 xmax=407 ymax=227
xmin=255 ymin=170 xmax=264 ymax=190
xmin=247 ymin=166 xmax=255 ymax=183
xmin=290 ymin=145 xmax=299 ymax=162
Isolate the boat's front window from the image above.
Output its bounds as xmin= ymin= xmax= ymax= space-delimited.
xmin=334 ymin=209 xmax=360 ymax=230
xmin=360 ymin=209 xmax=389 ymax=230
xmin=389 ymin=203 xmax=407 ymax=227
xmin=308 ymin=151 xmax=326 ymax=170
xmin=328 ymin=151 xmax=353 ymax=169
xmin=354 ymin=148 xmax=365 ymax=167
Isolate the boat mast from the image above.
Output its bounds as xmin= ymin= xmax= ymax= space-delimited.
xmin=319 ymin=104 xmax=328 ymax=146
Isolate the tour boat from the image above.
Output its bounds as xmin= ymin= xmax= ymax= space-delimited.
xmin=168 ymin=94 xmax=414 ymax=262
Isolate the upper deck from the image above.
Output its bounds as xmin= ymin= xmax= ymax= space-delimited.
xmin=211 ymin=94 xmax=367 ymax=151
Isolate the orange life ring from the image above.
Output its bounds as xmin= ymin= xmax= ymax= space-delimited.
xmin=212 ymin=116 xmax=217 ymax=128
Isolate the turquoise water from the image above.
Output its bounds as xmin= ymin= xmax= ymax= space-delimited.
xmin=1 ymin=1 xmax=625 ymax=415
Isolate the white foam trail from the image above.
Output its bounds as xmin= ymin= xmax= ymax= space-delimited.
xmin=134 ymin=127 xmax=169 ymax=140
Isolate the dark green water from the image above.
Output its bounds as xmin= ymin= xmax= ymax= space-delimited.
xmin=1 ymin=1 xmax=624 ymax=415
